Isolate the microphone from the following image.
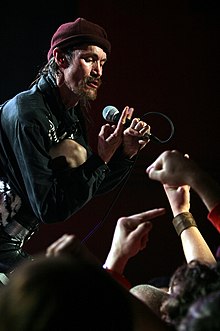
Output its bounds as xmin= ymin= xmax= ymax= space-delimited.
xmin=102 ymin=105 xmax=128 ymax=123
xmin=102 ymin=105 xmax=161 ymax=143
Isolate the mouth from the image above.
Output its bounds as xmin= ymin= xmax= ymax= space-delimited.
xmin=85 ymin=77 xmax=101 ymax=90
xmin=87 ymin=82 xmax=98 ymax=89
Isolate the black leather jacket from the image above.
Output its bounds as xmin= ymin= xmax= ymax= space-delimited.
xmin=0 ymin=74 xmax=134 ymax=226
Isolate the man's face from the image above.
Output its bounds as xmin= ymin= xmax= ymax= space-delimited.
xmin=64 ymin=45 xmax=107 ymax=101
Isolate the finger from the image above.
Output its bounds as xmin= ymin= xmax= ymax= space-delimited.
xmin=147 ymin=166 xmax=163 ymax=180
xmin=128 ymin=208 xmax=166 ymax=224
xmin=139 ymin=124 xmax=151 ymax=136
xmin=126 ymin=107 xmax=134 ymax=120
xmin=131 ymin=222 xmax=152 ymax=243
xmin=146 ymin=159 xmax=162 ymax=174
xmin=46 ymin=234 xmax=76 ymax=256
xmin=99 ymin=123 xmax=111 ymax=138
xmin=140 ymin=234 xmax=149 ymax=250
xmin=134 ymin=121 xmax=149 ymax=132
xmin=117 ymin=106 xmax=130 ymax=126
xmin=128 ymin=117 xmax=140 ymax=129
xmin=46 ymin=234 xmax=69 ymax=254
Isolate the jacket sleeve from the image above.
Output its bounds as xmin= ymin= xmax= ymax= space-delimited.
xmin=207 ymin=201 xmax=220 ymax=233
xmin=4 ymin=118 xmax=134 ymax=224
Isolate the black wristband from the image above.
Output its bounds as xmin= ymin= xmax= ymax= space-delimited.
xmin=172 ymin=212 xmax=197 ymax=236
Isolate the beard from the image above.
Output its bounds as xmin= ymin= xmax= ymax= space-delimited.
xmin=77 ymin=76 xmax=102 ymax=101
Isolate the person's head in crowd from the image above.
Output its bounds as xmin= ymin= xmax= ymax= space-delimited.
xmin=160 ymin=260 xmax=220 ymax=329
xmin=147 ymin=275 xmax=170 ymax=292
xmin=0 ymin=255 xmax=133 ymax=331
xmin=215 ymin=245 xmax=220 ymax=261
xmin=130 ymin=284 xmax=170 ymax=318
xmin=0 ymin=254 xmax=173 ymax=331
xmin=177 ymin=290 xmax=220 ymax=331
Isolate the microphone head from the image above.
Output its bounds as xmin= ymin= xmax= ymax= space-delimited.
xmin=102 ymin=105 xmax=119 ymax=122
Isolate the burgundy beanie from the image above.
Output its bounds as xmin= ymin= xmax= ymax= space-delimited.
xmin=47 ymin=17 xmax=111 ymax=61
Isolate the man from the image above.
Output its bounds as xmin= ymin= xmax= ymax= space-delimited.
xmin=0 ymin=18 xmax=150 ymax=273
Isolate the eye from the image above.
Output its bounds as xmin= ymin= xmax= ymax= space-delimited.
xmin=84 ymin=57 xmax=95 ymax=63
xmin=100 ymin=60 xmax=106 ymax=67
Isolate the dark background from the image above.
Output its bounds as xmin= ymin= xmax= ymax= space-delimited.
xmin=1 ymin=0 xmax=220 ymax=285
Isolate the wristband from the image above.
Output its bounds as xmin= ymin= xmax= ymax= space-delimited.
xmin=172 ymin=212 xmax=197 ymax=236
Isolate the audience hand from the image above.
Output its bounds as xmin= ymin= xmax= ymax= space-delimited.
xmin=104 ymin=208 xmax=166 ymax=274
xmin=163 ymin=184 xmax=190 ymax=217
xmin=146 ymin=150 xmax=197 ymax=186
xmin=46 ymin=234 xmax=101 ymax=267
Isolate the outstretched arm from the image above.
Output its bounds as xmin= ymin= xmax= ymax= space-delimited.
xmin=163 ymin=183 xmax=216 ymax=264
xmin=146 ymin=150 xmax=220 ymax=233
xmin=103 ymin=208 xmax=166 ymax=274
xmin=146 ymin=150 xmax=220 ymax=212
xmin=46 ymin=208 xmax=166 ymax=289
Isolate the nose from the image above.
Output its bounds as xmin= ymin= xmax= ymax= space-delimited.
xmin=91 ymin=61 xmax=102 ymax=77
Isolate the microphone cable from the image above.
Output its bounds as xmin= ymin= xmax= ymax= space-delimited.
xmin=82 ymin=111 xmax=174 ymax=243
xmin=140 ymin=111 xmax=175 ymax=143
xmin=81 ymin=149 xmax=140 ymax=243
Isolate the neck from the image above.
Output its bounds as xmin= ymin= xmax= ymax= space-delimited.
xmin=58 ymin=85 xmax=80 ymax=109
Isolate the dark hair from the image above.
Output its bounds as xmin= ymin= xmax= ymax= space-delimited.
xmin=160 ymin=260 xmax=220 ymax=328
xmin=178 ymin=290 xmax=220 ymax=331
xmin=30 ymin=46 xmax=94 ymax=121
xmin=29 ymin=47 xmax=74 ymax=88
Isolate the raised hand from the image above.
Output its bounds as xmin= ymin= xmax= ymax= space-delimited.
xmin=97 ymin=106 xmax=134 ymax=163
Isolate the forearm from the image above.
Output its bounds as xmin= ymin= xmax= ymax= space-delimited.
xmin=172 ymin=212 xmax=216 ymax=264
xmin=103 ymin=254 xmax=131 ymax=289
xmin=189 ymin=169 xmax=220 ymax=212
xmin=180 ymin=226 xmax=216 ymax=264
xmin=103 ymin=251 xmax=128 ymax=275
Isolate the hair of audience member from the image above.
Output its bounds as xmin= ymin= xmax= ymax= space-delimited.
xmin=178 ymin=290 xmax=220 ymax=331
xmin=160 ymin=260 xmax=220 ymax=328
xmin=0 ymin=255 xmax=133 ymax=331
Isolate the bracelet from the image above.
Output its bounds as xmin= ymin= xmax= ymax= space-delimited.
xmin=172 ymin=212 xmax=197 ymax=236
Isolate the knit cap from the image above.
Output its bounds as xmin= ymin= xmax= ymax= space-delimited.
xmin=47 ymin=17 xmax=111 ymax=60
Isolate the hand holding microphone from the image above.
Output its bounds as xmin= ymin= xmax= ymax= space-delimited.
xmin=98 ymin=106 xmax=138 ymax=163
xmin=98 ymin=105 xmax=152 ymax=162
xmin=103 ymin=106 xmax=160 ymax=143
xmin=102 ymin=105 xmax=175 ymax=144
xmin=120 ymin=108 xmax=152 ymax=158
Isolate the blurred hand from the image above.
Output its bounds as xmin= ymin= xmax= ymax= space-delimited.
xmin=46 ymin=234 xmax=101 ymax=267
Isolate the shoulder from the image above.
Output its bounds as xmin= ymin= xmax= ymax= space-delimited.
xmin=1 ymin=85 xmax=49 ymax=124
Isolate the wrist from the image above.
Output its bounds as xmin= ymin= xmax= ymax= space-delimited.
xmin=103 ymin=257 xmax=128 ymax=275
xmin=172 ymin=212 xmax=197 ymax=236
xmin=172 ymin=208 xmax=190 ymax=218
xmin=103 ymin=266 xmax=131 ymax=289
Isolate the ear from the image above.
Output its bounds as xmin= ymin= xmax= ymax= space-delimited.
xmin=53 ymin=47 xmax=68 ymax=68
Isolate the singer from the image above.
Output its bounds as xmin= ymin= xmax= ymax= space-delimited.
xmin=0 ymin=17 xmax=151 ymax=273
